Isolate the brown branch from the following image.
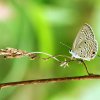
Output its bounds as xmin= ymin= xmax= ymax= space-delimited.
xmin=0 ymin=74 xmax=100 ymax=89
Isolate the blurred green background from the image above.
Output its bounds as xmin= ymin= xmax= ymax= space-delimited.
xmin=0 ymin=0 xmax=100 ymax=100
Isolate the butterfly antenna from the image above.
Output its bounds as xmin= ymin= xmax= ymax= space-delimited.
xmin=60 ymin=42 xmax=71 ymax=50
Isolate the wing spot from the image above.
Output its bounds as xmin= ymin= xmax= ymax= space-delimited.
xmin=84 ymin=42 xmax=86 ymax=44
xmin=92 ymin=52 xmax=95 ymax=54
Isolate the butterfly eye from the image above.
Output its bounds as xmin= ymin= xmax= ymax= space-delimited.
xmin=84 ymin=42 xmax=86 ymax=44
xmin=69 ymin=49 xmax=72 ymax=52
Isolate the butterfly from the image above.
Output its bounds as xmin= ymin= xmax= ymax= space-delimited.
xmin=69 ymin=23 xmax=98 ymax=61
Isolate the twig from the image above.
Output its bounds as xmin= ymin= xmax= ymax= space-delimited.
xmin=32 ymin=52 xmax=60 ymax=62
xmin=42 ymin=54 xmax=71 ymax=61
xmin=0 ymin=48 xmax=98 ymax=89
xmin=0 ymin=48 xmax=61 ymax=62
xmin=0 ymin=74 xmax=100 ymax=89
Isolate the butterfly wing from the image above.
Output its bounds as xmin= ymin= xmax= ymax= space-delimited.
xmin=72 ymin=24 xmax=95 ymax=49
xmin=71 ymin=24 xmax=98 ymax=60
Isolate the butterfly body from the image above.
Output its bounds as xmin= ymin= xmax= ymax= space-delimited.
xmin=69 ymin=24 xmax=98 ymax=61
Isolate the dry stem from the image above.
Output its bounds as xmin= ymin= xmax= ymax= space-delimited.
xmin=0 ymin=48 xmax=37 ymax=59
xmin=0 ymin=74 xmax=100 ymax=89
